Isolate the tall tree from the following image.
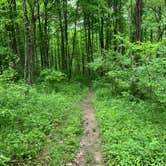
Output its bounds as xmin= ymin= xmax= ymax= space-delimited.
xmin=135 ymin=0 xmax=143 ymax=42
xmin=22 ymin=0 xmax=34 ymax=84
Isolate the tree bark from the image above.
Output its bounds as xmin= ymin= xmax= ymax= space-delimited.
xmin=37 ymin=1 xmax=44 ymax=67
xmin=135 ymin=0 xmax=143 ymax=42
xmin=100 ymin=15 xmax=104 ymax=50
xmin=44 ymin=0 xmax=49 ymax=67
xmin=22 ymin=0 xmax=33 ymax=85
xmin=69 ymin=3 xmax=79 ymax=79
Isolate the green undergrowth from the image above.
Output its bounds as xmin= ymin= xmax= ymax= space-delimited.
xmin=0 ymin=82 xmax=87 ymax=166
xmin=93 ymin=88 xmax=166 ymax=166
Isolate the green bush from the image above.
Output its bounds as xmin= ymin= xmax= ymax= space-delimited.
xmin=0 ymin=69 xmax=17 ymax=83
xmin=40 ymin=69 xmax=66 ymax=83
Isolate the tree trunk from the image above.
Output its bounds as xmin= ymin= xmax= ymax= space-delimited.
xmin=63 ymin=0 xmax=68 ymax=72
xmin=22 ymin=0 xmax=33 ymax=85
xmin=58 ymin=0 xmax=67 ymax=72
xmin=135 ymin=0 xmax=143 ymax=42
xmin=37 ymin=1 xmax=44 ymax=67
xmin=69 ymin=3 xmax=79 ymax=79
xmin=100 ymin=15 xmax=104 ymax=50
xmin=44 ymin=0 xmax=49 ymax=67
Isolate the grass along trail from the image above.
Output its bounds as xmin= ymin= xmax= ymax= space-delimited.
xmin=65 ymin=91 xmax=104 ymax=166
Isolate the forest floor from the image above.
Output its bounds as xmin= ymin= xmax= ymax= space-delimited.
xmin=65 ymin=91 xmax=104 ymax=166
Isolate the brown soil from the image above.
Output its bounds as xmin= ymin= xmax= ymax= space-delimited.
xmin=65 ymin=91 xmax=104 ymax=166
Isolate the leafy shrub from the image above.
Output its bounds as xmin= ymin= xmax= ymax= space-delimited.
xmin=0 ymin=69 xmax=17 ymax=83
xmin=39 ymin=69 xmax=67 ymax=92
xmin=40 ymin=69 xmax=66 ymax=83
xmin=0 ymin=46 xmax=19 ymax=74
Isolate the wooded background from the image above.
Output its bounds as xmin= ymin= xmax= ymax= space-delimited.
xmin=0 ymin=0 xmax=165 ymax=84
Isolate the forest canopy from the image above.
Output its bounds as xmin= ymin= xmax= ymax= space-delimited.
xmin=0 ymin=0 xmax=165 ymax=84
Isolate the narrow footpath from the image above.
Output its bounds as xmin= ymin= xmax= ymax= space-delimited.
xmin=65 ymin=91 xmax=104 ymax=166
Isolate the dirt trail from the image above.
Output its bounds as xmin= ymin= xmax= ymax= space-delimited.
xmin=65 ymin=91 xmax=104 ymax=166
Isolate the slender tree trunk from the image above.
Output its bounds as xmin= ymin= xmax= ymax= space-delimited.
xmin=44 ymin=0 xmax=49 ymax=67
xmin=100 ymin=17 xmax=104 ymax=50
xmin=12 ymin=0 xmax=24 ymax=76
xmin=63 ymin=0 xmax=68 ymax=72
xmin=87 ymin=17 xmax=92 ymax=62
xmin=157 ymin=7 xmax=163 ymax=41
xmin=150 ymin=29 xmax=153 ymax=42
xmin=22 ymin=0 xmax=33 ymax=85
xmin=113 ymin=0 xmax=118 ymax=51
xmin=134 ymin=0 xmax=143 ymax=64
xmin=7 ymin=0 xmax=17 ymax=55
xmin=135 ymin=0 xmax=143 ymax=42
xmin=69 ymin=3 xmax=79 ymax=78
xmin=54 ymin=38 xmax=58 ymax=70
xmin=57 ymin=32 xmax=61 ymax=70
xmin=37 ymin=1 xmax=44 ymax=67
xmin=105 ymin=12 xmax=112 ymax=50
xmin=29 ymin=0 xmax=37 ymax=76
xmin=58 ymin=0 xmax=67 ymax=72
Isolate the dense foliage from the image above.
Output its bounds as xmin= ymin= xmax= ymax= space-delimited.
xmin=0 ymin=0 xmax=165 ymax=83
xmin=94 ymin=88 xmax=166 ymax=165
xmin=0 ymin=82 xmax=87 ymax=165
xmin=0 ymin=0 xmax=165 ymax=165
